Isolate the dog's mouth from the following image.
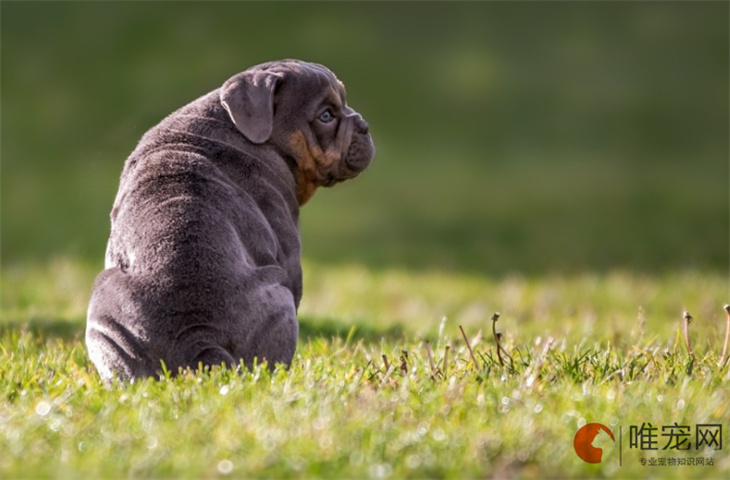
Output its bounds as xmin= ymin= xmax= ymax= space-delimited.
xmin=322 ymin=174 xmax=339 ymax=187
xmin=345 ymin=154 xmax=372 ymax=173
xmin=321 ymin=164 xmax=360 ymax=187
xmin=342 ymin=134 xmax=375 ymax=174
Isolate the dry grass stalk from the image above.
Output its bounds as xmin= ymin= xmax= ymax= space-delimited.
xmin=683 ymin=311 xmax=695 ymax=360
xmin=720 ymin=305 xmax=730 ymax=365
xmin=426 ymin=341 xmax=436 ymax=372
xmin=443 ymin=345 xmax=450 ymax=378
xmin=491 ymin=312 xmax=514 ymax=368
xmin=400 ymin=350 xmax=409 ymax=376
xmin=459 ymin=325 xmax=480 ymax=369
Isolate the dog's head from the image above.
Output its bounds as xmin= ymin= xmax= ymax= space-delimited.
xmin=220 ymin=60 xmax=375 ymax=205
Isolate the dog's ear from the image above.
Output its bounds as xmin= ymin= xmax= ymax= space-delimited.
xmin=220 ymin=71 xmax=282 ymax=144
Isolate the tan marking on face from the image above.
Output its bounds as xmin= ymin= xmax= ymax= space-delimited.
xmin=289 ymin=130 xmax=343 ymax=205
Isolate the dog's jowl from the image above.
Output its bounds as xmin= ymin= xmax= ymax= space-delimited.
xmin=86 ymin=60 xmax=375 ymax=381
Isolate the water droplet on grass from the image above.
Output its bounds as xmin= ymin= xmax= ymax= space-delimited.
xmin=318 ymin=435 xmax=333 ymax=449
xmin=369 ymin=462 xmax=392 ymax=479
xmin=431 ymin=428 xmax=447 ymax=442
xmin=35 ymin=401 xmax=51 ymax=416
xmin=217 ymin=459 xmax=233 ymax=475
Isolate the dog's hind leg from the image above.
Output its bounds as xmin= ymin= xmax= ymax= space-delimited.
xmin=189 ymin=346 xmax=238 ymax=373
xmin=240 ymin=283 xmax=299 ymax=369
xmin=86 ymin=268 xmax=157 ymax=381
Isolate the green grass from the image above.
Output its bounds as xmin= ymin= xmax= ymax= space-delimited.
xmin=1 ymin=259 xmax=728 ymax=479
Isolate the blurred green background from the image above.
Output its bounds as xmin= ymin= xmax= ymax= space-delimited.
xmin=2 ymin=1 xmax=728 ymax=275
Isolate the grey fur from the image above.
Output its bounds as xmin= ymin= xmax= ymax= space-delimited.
xmin=86 ymin=60 xmax=374 ymax=381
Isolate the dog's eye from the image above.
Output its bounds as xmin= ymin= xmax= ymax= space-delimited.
xmin=318 ymin=109 xmax=335 ymax=123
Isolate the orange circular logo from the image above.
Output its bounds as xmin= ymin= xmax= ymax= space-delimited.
xmin=573 ymin=423 xmax=615 ymax=463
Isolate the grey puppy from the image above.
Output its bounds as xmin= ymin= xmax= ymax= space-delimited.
xmin=86 ymin=60 xmax=374 ymax=381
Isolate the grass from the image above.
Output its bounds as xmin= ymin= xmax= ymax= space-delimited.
xmin=1 ymin=259 xmax=728 ymax=479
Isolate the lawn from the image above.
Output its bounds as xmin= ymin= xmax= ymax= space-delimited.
xmin=2 ymin=2 xmax=729 ymax=479
xmin=1 ymin=260 xmax=728 ymax=479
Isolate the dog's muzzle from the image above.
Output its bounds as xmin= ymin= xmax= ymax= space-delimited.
xmin=343 ymin=115 xmax=374 ymax=174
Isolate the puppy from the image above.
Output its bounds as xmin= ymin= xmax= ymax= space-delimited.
xmin=86 ymin=60 xmax=374 ymax=381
